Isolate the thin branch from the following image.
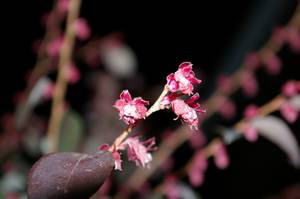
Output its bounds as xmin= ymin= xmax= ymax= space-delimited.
xmin=46 ymin=0 xmax=82 ymax=153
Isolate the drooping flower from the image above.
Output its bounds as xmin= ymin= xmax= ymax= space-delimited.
xmin=282 ymin=80 xmax=298 ymax=97
xmin=244 ymin=104 xmax=259 ymax=119
xmin=213 ymin=142 xmax=229 ymax=169
xmin=241 ymin=72 xmax=258 ymax=97
xmin=114 ymin=90 xmax=149 ymax=125
xmin=280 ymin=103 xmax=298 ymax=123
xmin=122 ymin=136 xmax=156 ymax=168
xmin=74 ymin=18 xmax=91 ymax=40
xmin=188 ymin=150 xmax=207 ymax=186
xmin=46 ymin=37 xmax=63 ymax=57
xmin=262 ymin=51 xmax=282 ymax=75
xmin=171 ymin=93 xmax=205 ymax=130
xmin=243 ymin=124 xmax=258 ymax=142
xmin=166 ymin=62 xmax=201 ymax=95
xmin=99 ymin=144 xmax=123 ymax=171
xmin=218 ymin=97 xmax=236 ymax=120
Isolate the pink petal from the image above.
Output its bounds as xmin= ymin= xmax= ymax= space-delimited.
xmin=57 ymin=0 xmax=70 ymax=14
xmin=241 ymin=72 xmax=258 ymax=97
xmin=213 ymin=143 xmax=229 ymax=169
xmin=244 ymin=104 xmax=259 ymax=119
xmin=286 ymin=27 xmax=300 ymax=53
xmin=178 ymin=62 xmax=192 ymax=69
xmin=74 ymin=18 xmax=91 ymax=40
xmin=42 ymin=81 xmax=54 ymax=99
xmin=133 ymin=97 xmax=150 ymax=106
xmin=244 ymin=125 xmax=258 ymax=142
xmin=112 ymin=151 xmax=122 ymax=171
xmin=282 ymin=80 xmax=298 ymax=97
xmin=280 ymin=103 xmax=298 ymax=123
xmin=219 ymin=97 xmax=236 ymax=120
xmin=263 ymin=52 xmax=282 ymax=75
xmin=120 ymin=90 xmax=132 ymax=101
xmin=67 ymin=64 xmax=80 ymax=84
xmin=98 ymin=144 xmax=110 ymax=150
xmin=185 ymin=93 xmax=200 ymax=105
xmin=46 ymin=37 xmax=63 ymax=57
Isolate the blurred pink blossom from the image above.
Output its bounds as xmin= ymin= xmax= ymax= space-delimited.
xmin=263 ymin=51 xmax=282 ymax=75
xmin=164 ymin=175 xmax=180 ymax=199
xmin=46 ymin=37 xmax=63 ymax=57
xmin=244 ymin=104 xmax=259 ymax=119
xmin=188 ymin=151 xmax=207 ymax=186
xmin=166 ymin=62 xmax=201 ymax=95
xmin=57 ymin=0 xmax=69 ymax=14
xmin=74 ymin=18 xmax=91 ymax=40
xmin=280 ymin=103 xmax=298 ymax=123
xmin=243 ymin=125 xmax=258 ymax=142
xmin=67 ymin=64 xmax=80 ymax=84
xmin=286 ymin=27 xmax=300 ymax=53
xmin=218 ymin=97 xmax=236 ymax=120
xmin=217 ymin=75 xmax=233 ymax=93
xmin=213 ymin=142 xmax=229 ymax=169
xmin=114 ymin=90 xmax=149 ymax=125
xmin=241 ymin=72 xmax=258 ymax=97
xmin=282 ymin=80 xmax=298 ymax=97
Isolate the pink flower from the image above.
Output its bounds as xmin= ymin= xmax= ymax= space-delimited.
xmin=74 ymin=18 xmax=91 ymax=40
xmin=160 ymin=93 xmax=183 ymax=109
xmin=164 ymin=175 xmax=180 ymax=199
xmin=171 ymin=93 xmax=205 ymax=130
xmin=244 ymin=104 xmax=259 ymax=119
xmin=286 ymin=27 xmax=300 ymax=53
xmin=282 ymin=80 xmax=298 ymax=97
xmin=123 ymin=137 xmax=156 ymax=168
xmin=243 ymin=124 xmax=258 ymax=142
xmin=67 ymin=64 xmax=80 ymax=84
xmin=57 ymin=0 xmax=69 ymax=14
xmin=241 ymin=72 xmax=258 ymax=97
xmin=188 ymin=151 xmax=207 ymax=186
xmin=166 ymin=62 xmax=201 ymax=95
xmin=114 ymin=90 xmax=149 ymax=125
xmin=218 ymin=97 xmax=236 ymax=120
xmin=263 ymin=51 xmax=282 ymax=75
xmin=280 ymin=103 xmax=298 ymax=123
xmin=213 ymin=142 xmax=229 ymax=169
xmin=46 ymin=37 xmax=63 ymax=57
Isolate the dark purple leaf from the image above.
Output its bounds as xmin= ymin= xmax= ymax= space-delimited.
xmin=27 ymin=151 xmax=114 ymax=199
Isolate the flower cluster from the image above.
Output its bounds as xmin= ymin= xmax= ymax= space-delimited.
xmin=99 ymin=137 xmax=156 ymax=170
xmin=114 ymin=90 xmax=149 ymax=125
xmin=166 ymin=62 xmax=201 ymax=95
xmin=111 ymin=62 xmax=205 ymax=169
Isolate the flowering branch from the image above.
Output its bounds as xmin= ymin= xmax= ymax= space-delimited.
xmin=47 ymin=0 xmax=82 ymax=153
xmin=116 ymin=6 xmax=300 ymax=196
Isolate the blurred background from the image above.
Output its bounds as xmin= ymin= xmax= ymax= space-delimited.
xmin=1 ymin=0 xmax=300 ymax=198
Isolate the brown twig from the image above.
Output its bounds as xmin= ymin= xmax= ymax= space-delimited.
xmin=46 ymin=0 xmax=82 ymax=153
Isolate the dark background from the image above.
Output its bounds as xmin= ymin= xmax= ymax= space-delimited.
xmin=1 ymin=0 xmax=300 ymax=198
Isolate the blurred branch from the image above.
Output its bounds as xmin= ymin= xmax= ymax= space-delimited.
xmin=115 ymin=5 xmax=300 ymax=198
xmin=47 ymin=0 xmax=82 ymax=153
xmin=153 ymin=94 xmax=286 ymax=195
